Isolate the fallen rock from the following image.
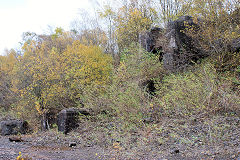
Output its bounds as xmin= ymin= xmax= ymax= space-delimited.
xmin=171 ymin=149 xmax=180 ymax=154
xmin=69 ymin=142 xmax=77 ymax=147
xmin=0 ymin=120 xmax=28 ymax=136
xmin=57 ymin=108 xmax=90 ymax=134
xmin=143 ymin=117 xmax=154 ymax=123
xmin=9 ymin=136 xmax=24 ymax=142
xmin=162 ymin=52 xmax=175 ymax=71
xmin=140 ymin=27 xmax=164 ymax=54
xmin=78 ymin=108 xmax=91 ymax=116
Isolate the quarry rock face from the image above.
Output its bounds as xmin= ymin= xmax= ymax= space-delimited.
xmin=141 ymin=16 xmax=208 ymax=72
xmin=140 ymin=27 xmax=164 ymax=54
xmin=0 ymin=120 xmax=28 ymax=136
xmin=57 ymin=108 xmax=90 ymax=134
xmin=141 ymin=16 xmax=240 ymax=72
xmin=164 ymin=16 xmax=208 ymax=71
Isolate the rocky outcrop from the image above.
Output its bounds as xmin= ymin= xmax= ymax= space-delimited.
xmin=141 ymin=16 xmax=208 ymax=72
xmin=57 ymin=108 xmax=90 ymax=134
xmin=0 ymin=120 xmax=28 ymax=136
xmin=164 ymin=16 xmax=208 ymax=71
xmin=141 ymin=16 xmax=240 ymax=72
xmin=140 ymin=27 xmax=164 ymax=55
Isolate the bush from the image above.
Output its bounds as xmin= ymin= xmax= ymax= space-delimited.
xmin=155 ymin=59 xmax=240 ymax=117
xmin=14 ymin=38 xmax=112 ymax=128
xmin=82 ymin=45 xmax=164 ymax=130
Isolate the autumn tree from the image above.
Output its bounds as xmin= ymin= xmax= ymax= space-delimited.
xmin=157 ymin=0 xmax=193 ymax=26
xmin=99 ymin=5 xmax=118 ymax=55
xmin=15 ymin=29 xmax=112 ymax=129
xmin=70 ymin=9 xmax=108 ymax=49
xmin=114 ymin=0 xmax=158 ymax=52
xmin=0 ymin=49 xmax=18 ymax=110
xmin=183 ymin=0 xmax=240 ymax=71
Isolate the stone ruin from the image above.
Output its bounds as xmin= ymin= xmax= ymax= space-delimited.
xmin=0 ymin=108 xmax=91 ymax=136
xmin=57 ymin=108 xmax=90 ymax=134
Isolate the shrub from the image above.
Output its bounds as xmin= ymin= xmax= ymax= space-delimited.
xmin=15 ymin=38 xmax=112 ymax=128
xmin=155 ymin=59 xmax=240 ymax=117
xmin=82 ymin=45 xmax=164 ymax=130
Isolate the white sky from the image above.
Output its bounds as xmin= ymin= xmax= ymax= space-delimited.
xmin=0 ymin=0 xmax=101 ymax=55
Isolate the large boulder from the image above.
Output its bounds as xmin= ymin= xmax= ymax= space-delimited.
xmin=140 ymin=27 xmax=164 ymax=54
xmin=0 ymin=120 xmax=28 ymax=136
xmin=141 ymin=16 xmax=208 ymax=72
xmin=141 ymin=16 xmax=240 ymax=72
xmin=57 ymin=108 xmax=90 ymax=134
xmin=165 ymin=16 xmax=207 ymax=68
xmin=163 ymin=16 xmax=208 ymax=71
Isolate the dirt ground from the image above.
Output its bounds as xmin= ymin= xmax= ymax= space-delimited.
xmin=0 ymin=116 xmax=239 ymax=160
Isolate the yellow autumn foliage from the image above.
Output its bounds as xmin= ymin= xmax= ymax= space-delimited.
xmin=16 ymin=32 xmax=112 ymax=116
xmin=63 ymin=40 xmax=112 ymax=87
xmin=115 ymin=6 xmax=157 ymax=50
xmin=0 ymin=50 xmax=18 ymax=109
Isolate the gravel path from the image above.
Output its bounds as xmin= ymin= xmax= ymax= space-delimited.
xmin=0 ymin=136 xmax=110 ymax=160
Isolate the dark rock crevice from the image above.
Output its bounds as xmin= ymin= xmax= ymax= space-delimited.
xmin=140 ymin=80 xmax=156 ymax=97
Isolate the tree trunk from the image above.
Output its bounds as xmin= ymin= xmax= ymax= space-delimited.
xmin=41 ymin=112 xmax=50 ymax=131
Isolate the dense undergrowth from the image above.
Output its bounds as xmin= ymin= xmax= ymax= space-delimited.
xmin=0 ymin=42 xmax=239 ymax=131
xmin=82 ymin=48 xmax=240 ymax=131
xmin=75 ymin=48 xmax=240 ymax=158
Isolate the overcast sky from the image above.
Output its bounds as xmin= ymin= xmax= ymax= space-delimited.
xmin=0 ymin=0 xmax=103 ymax=55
